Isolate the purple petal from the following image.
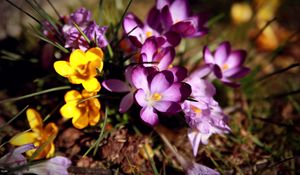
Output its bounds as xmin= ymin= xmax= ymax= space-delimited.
xmin=164 ymin=31 xmax=181 ymax=46
xmin=214 ymin=42 xmax=230 ymax=65
xmin=169 ymin=0 xmax=189 ymax=22
xmin=226 ymin=50 xmax=247 ymax=68
xmin=153 ymin=100 xmax=181 ymax=113
xmin=168 ymin=66 xmax=187 ymax=82
xmin=155 ymin=47 xmax=175 ymax=70
xmin=190 ymin=64 xmax=212 ymax=79
xmin=171 ymin=21 xmax=197 ymax=37
xmin=221 ymin=78 xmax=240 ymax=88
xmin=140 ymin=106 xmax=159 ymax=125
xmin=156 ymin=0 xmax=170 ymax=9
xmin=125 ymin=65 xmax=135 ymax=86
xmin=213 ymin=64 xmax=223 ymax=79
xmin=161 ymin=6 xmax=173 ymax=29
xmin=188 ymin=129 xmax=202 ymax=156
xmin=13 ymin=144 xmax=36 ymax=155
xmin=150 ymin=71 xmax=174 ymax=93
xmin=102 ymin=79 xmax=130 ymax=92
xmin=203 ymin=46 xmax=215 ymax=64
xmin=147 ymin=7 xmax=163 ymax=32
xmin=163 ymin=82 xmax=191 ymax=102
xmin=230 ymin=67 xmax=250 ymax=78
xmin=187 ymin=78 xmax=216 ymax=97
xmin=223 ymin=67 xmax=249 ymax=78
xmin=123 ymin=13 xmax=144 ymax=44
xmin=141 ymin=37 xmax=157 ymax=62
xmin=70 ymin=8 xmax=92 ymax=26
xmin=132 ymin=66 xmax=149 ymax=90
xmin=119 ymin=92 xmax=134 ymax=113
xmin=187 ymin=162 xmax=220 ymax=175
xmin=135 ymin=89 xmax=147 ymax=107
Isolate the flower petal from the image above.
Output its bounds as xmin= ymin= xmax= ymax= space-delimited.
xmin=85 ymin=47 xmax=104 ymax=71
xmin=135 ymin=89 xmax=147 ymax=107
xmin=102 ymin=79 xmax=130 ymax=92
xmin=53 ymin=61 xmax=73 ymax=77
xmin=10 ymin=132 xmax=37 ymax=146
xmin=26 ymin=108 xmax=43 ymax=132
xmin=150 ymin=71 xmax=173 ymax=93
xmin=155 ymin=47 xmax=175 ymax=70
xmin=72 ymin=113 xmax=89 ymax=129
xmin=153 ymin=101 xmax=181 ymax=113
xmin=119 ymin=92 xmax=134 ymax=113
xmin=188 ymin=129 xmax=202 ymax=156
xmin=64 ymin=90 xmax=82 ymax=102
xmin=169 ymin=0 xmax=189 ymax=21
xmin=44 ymin=123 xmax=59 ymax=138
xmin=140 ymin=106 xmax=158 ymax=125
xmin=169 ymin=66 xmax=187 ymax=82
xmin=203 ymin=46 xmax=215 ymax=64
xmin=215 ymin=42 xmax=230 ymax=65
xmin=225 ymin=50 xmax=246 ymax=68
xmin=82 ymin=78 xmax=101 ymax=92
xmin=69 ymin=49 xmax=87 ymax=68
xmin=132 ymin=66 xmax=149 ymax=90
xmin=163 ymin=82 xmax=191 ymax=102
xmin=141 ymin=38 xmax=157 ymax=62
xmin=60 ymin=102 xmax=81 ymax=119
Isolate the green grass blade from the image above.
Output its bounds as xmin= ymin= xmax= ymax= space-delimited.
xmin=0 ymin=105 xmax=29 ymax=133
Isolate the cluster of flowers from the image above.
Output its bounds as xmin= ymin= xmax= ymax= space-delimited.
xmin=4 ymin=0 xmax=250 ymax=174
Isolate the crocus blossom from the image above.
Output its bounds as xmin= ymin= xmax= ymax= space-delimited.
xmin=183 ymin=76 xmax=230 ymax=156
xmin=132 ymin=66 xmax=191 ymax=125
xmin=157 ymin=0 xmax=208 ymax=38
xmin=60 ymin=89 xmax=101 ymax=129
xmin=102 ymin=65 xmax=136 ymax=113
xmin=10 ymin=109 xmax=58 ymax=159
xmin=203 ymin=41 xmax=250 ymax=87
xmin=54 ymin=47 xmax=103 ymax=92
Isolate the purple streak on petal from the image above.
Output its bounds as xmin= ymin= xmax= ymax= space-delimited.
xmin=168 ymin=66 xmax=187 ymax=82
xmin=102 ymin=79 xmax=130 ymax=92
xmin=203 ymin=46 xmax=215 ymax=64
xmin=153 ymin=101 xmax=181 ymax=113
xmin=128 ymin=36 xmax=143 ymax=48
xmin=229 ymin=67 xmax=250 ymax=78
xmin=135 ymin=89 xmax=147 ymax=107
xmin=226 ymin=50 xmax=247 ymax=68
xmin=215 ymin=41 xmax=230 ymax=65
xmin=164 ymin=31 xmax=181 ymax=46
xmin=119 ymin=92 xmax=134 ymax=113
xmin=132 ymin=66 xmax=149 ymax=90
xmin=155 ymin=47 xmax=175 ymax=70
xmin=169 ymin=0 xmax=189 ymax=21
xmin=171 ymin=21 xmax=196 ymax=37
xmin=123 ymin=13 xmax=144 ymax=45
xmin=70 ymin=8 xmax=92 ymax=26
xmin=147 ymin=7 xmax=163 ymax=32
xmin=84 ymin=21 xmax=108 ymax=48
xmin=221 ymin=79 xmax=240 ymax=88
xmin=141 ymin=37 xmax=157 ymax=62
xmin=150 ymin=71 xmax=173 ymax=93
xmin=140 ymin=106 xmax=159 ymax=125
xmin=213 ymin=64 xmax=222 ymax=78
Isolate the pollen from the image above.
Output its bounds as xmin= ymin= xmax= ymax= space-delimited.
xmin=191 ymin=105 xmax=202 ymax=114
xmin=222 ymin=63 xmax=229 ymax=71
xmin=146 ymin=31 xmax=152 ymax=38
xmin=151 ymin=93 xmax=162 ymax=101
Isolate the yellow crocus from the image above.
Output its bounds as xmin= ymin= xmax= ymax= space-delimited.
xmin=60 ymin=89 xmax=101 ymax=129
xmin=10 ymin=108 xmax=58 ymax=159
xmin=54 ymin=47 xmax=103 ymax=92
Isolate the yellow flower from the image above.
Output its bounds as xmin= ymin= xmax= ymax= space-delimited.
xmin=60 ymin=89 xmax=101 ymax=129
xmin=54 ymin=47 xmax=104 ymax=92
xmin=10 ymin=108 xmax=58 ymax=159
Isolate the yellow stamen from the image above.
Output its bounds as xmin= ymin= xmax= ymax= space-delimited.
xmin=191 ymin=105 xmax=202 ymax=114
xmin=222 ymin=63 xmax=229 ymax=71
xmin=146 ymin=31 xmax=152 ymax=38
xmin=151 ymin=93 xmax=162 ymax=101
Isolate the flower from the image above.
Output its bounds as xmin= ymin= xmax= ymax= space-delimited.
xmin=231 ymin=2 xmax=253 ymax=24
xmin=10 ymin=109 xmax=58 ymax=159
xmin=0 ymin=144 xmax=35 ymax=171
xmin=69 ymin=7 xmax=92 ymax=26
xmin=102 ymin=65 xmax=136 ymax=113
xmin=182 ymin=76 xmax=230 ymax=156
xmin=132 ymin=66 xmax=191 ymax=125
xmin=203 ymin=41 xmax=250 ymax=87
xmin=26 ymin=156 xmax=71 ymax=175
xmin=60 ymin=89 xmax=101 ymax=129
xmin=54 ymin=47 xmax=103 ymax=92
xmin=158 ymin=0 xmax=208 ymax=38
xmin=186 ymin=162 xmax=220 ymax=175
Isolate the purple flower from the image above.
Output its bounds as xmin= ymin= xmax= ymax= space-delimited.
xmin=203 ymin=41 xmax=250 ymax=87
xmin=84 ymin=21 xmax=108 ymax=48
xmin=182 ymin=76 xmax=230 ymax=156
xmin=140 ymin=37 xmax=175 ymax=70
xmin=132 ymin=66 xmax=191 ymax=125
xmin=157 ymin=0 xmax=208 ymax=38
xmin=102 ymin=66 xmax=136 ymax=113
xmin=70 ymin=7 xmax=92 ymax=26
xmin=0 ymin=144 xmax=35 ymax=170
xmin=26 ymin=156 xmax=71 ymax=175
xmin=186 ymin=162 xmax=220 ymax=175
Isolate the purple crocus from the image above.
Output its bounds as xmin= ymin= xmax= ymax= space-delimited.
xmin=157 ymin=0 xmax=208 ymax=38
xmin=132 ymin=65 xmax=191 ymax=125
xmin=102 ymin=65 xmax=137 ymax=113
xmin=183 ymin=75 xmax=230 ymax=156
xmin=140 ymin=37 xmax=175 ymax=70
xmin=203 ymin=41 xmax=250 ymax=87
xmin=69 ymin=7 xmax=92 ymax=26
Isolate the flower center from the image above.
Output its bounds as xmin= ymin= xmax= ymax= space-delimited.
xmin=191 ymin=105 xmax=202 ymax=114
xmin=151 ymin=93 xmax=162 ymax=101
xmin=146 ymin=31 xmax=152 ymax=38
xmin=222 ymin=63 xmax=229 ymax=71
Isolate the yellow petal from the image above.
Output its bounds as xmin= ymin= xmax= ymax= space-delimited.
xmin=86 ymin=47 xmax=103 ymax=71
xmin=46 ymin=143 xmax=55 ymax=158
xmin=26 ymin=108 xmax=43 ymax=132
xmin=89 ymin=112 xmax=100 ymax=126
xmin=10 ymin=132 xmax=37 ymax=146
xmin=64 ymin=90 xmax=82 ymax=102
xmin=60 ymin=102 xmax=82 ymax=119
xmin=69 ymin=49 xmax=87 ymax=68
xmin=68 ymin=75 xmax=84 ymax=84
xmin=72 ymin=113 xmax=89 ymax=129
xmin=44 ymin=123 xmax=58 ymax=138
xmin=82 ymin=78 xmax=101 ymax=92
xmin=53 ymin=61 xmax=73 ymax=77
